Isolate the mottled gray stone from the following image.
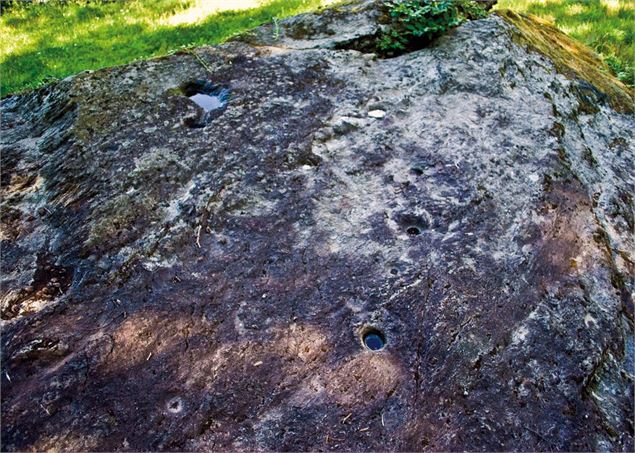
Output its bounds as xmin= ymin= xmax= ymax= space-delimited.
xmin=1 ymin=1 xmax=633 ymax=451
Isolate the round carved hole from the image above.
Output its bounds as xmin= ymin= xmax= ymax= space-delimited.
xmin=180 ymin=80 xmax=230 ymax=127
xmin=362 ymin=328 xmax=386 ymax=351
xmin=406 ymin=226 xmax=421 ymax=235
xmin=166 ymin=397 xmax=184 ymax=414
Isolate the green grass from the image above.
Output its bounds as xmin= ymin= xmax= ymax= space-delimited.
xmin=0 ymin=0 xmax=335 ymax=97
xmin=496 ymin=0 xmax=634 ymax=85
xmin=1 ymin=0 xmax=633 ymax=97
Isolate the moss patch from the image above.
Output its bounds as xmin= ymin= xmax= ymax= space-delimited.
xmin=498 ymin=9 xmax=633 ymax=113
xmin=86 ymin=193 xmax=159 ymax=251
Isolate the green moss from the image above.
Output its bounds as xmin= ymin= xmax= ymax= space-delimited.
xmin=496 ymin=0 xmax=634 ymax=86
xmin=498 ymin=10 xmax=633 ymax=113
xmin=86 ymin=193 xmax=158 ymax=248
xmin=549 ymin=122 xmax=564 ymax=139
xmin=581 ymin=147 xmax=598 ymax=167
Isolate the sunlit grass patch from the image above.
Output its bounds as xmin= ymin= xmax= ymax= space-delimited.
xmin=157 ymin=0 xmax=267 ymax=26
xmin=1 ymin=0 xmax=632 ymax=96
xmin=601 ymin=0 xmax=622 ymax=13
xmin=0 ymin=0 xmax=338 ymax=96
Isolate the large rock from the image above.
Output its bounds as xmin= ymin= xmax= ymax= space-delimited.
xmin=1 ymin=1 xmax=633 ymax=450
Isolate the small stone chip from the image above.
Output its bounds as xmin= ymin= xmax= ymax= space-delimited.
xmin=253 ymin=361 xmax=263 ymax=367
xmin=368 ymin=109 xmax=386 ymax=119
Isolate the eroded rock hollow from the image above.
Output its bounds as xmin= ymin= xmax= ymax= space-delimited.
xmin=1 ymin=1 xmax=633 ymax=451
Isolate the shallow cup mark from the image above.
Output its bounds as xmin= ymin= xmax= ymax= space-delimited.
xmin=180 ymin=80 xmax=230 ymax=127
xmin=166 ymin=396 xmax=184 ymax=414
xmin=396 ymin=213 xmax=428 ymax=237
xmin=410 ymin=166 xmax=424 ymax=176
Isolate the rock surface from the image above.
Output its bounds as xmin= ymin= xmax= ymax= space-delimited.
xmin=1 ymin=1 xmax=633 ymax=451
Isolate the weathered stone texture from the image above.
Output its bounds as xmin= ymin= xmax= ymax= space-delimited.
xmin=1 ymin=1 xmax=633 ymax=451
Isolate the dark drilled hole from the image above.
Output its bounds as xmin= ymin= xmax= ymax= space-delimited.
xmin=410 ymin=166 xmax=424 ymax=176
xmin=406 ymin=226 xmax=421 ymax=235
xmin=362 ymin=328 xmax=386 ymax=351
xmin=396 ymin=213 xmax=428 ymax=237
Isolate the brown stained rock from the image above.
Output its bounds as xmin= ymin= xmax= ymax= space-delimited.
xmin=1 ymin=1 xmax=633 ymax=451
